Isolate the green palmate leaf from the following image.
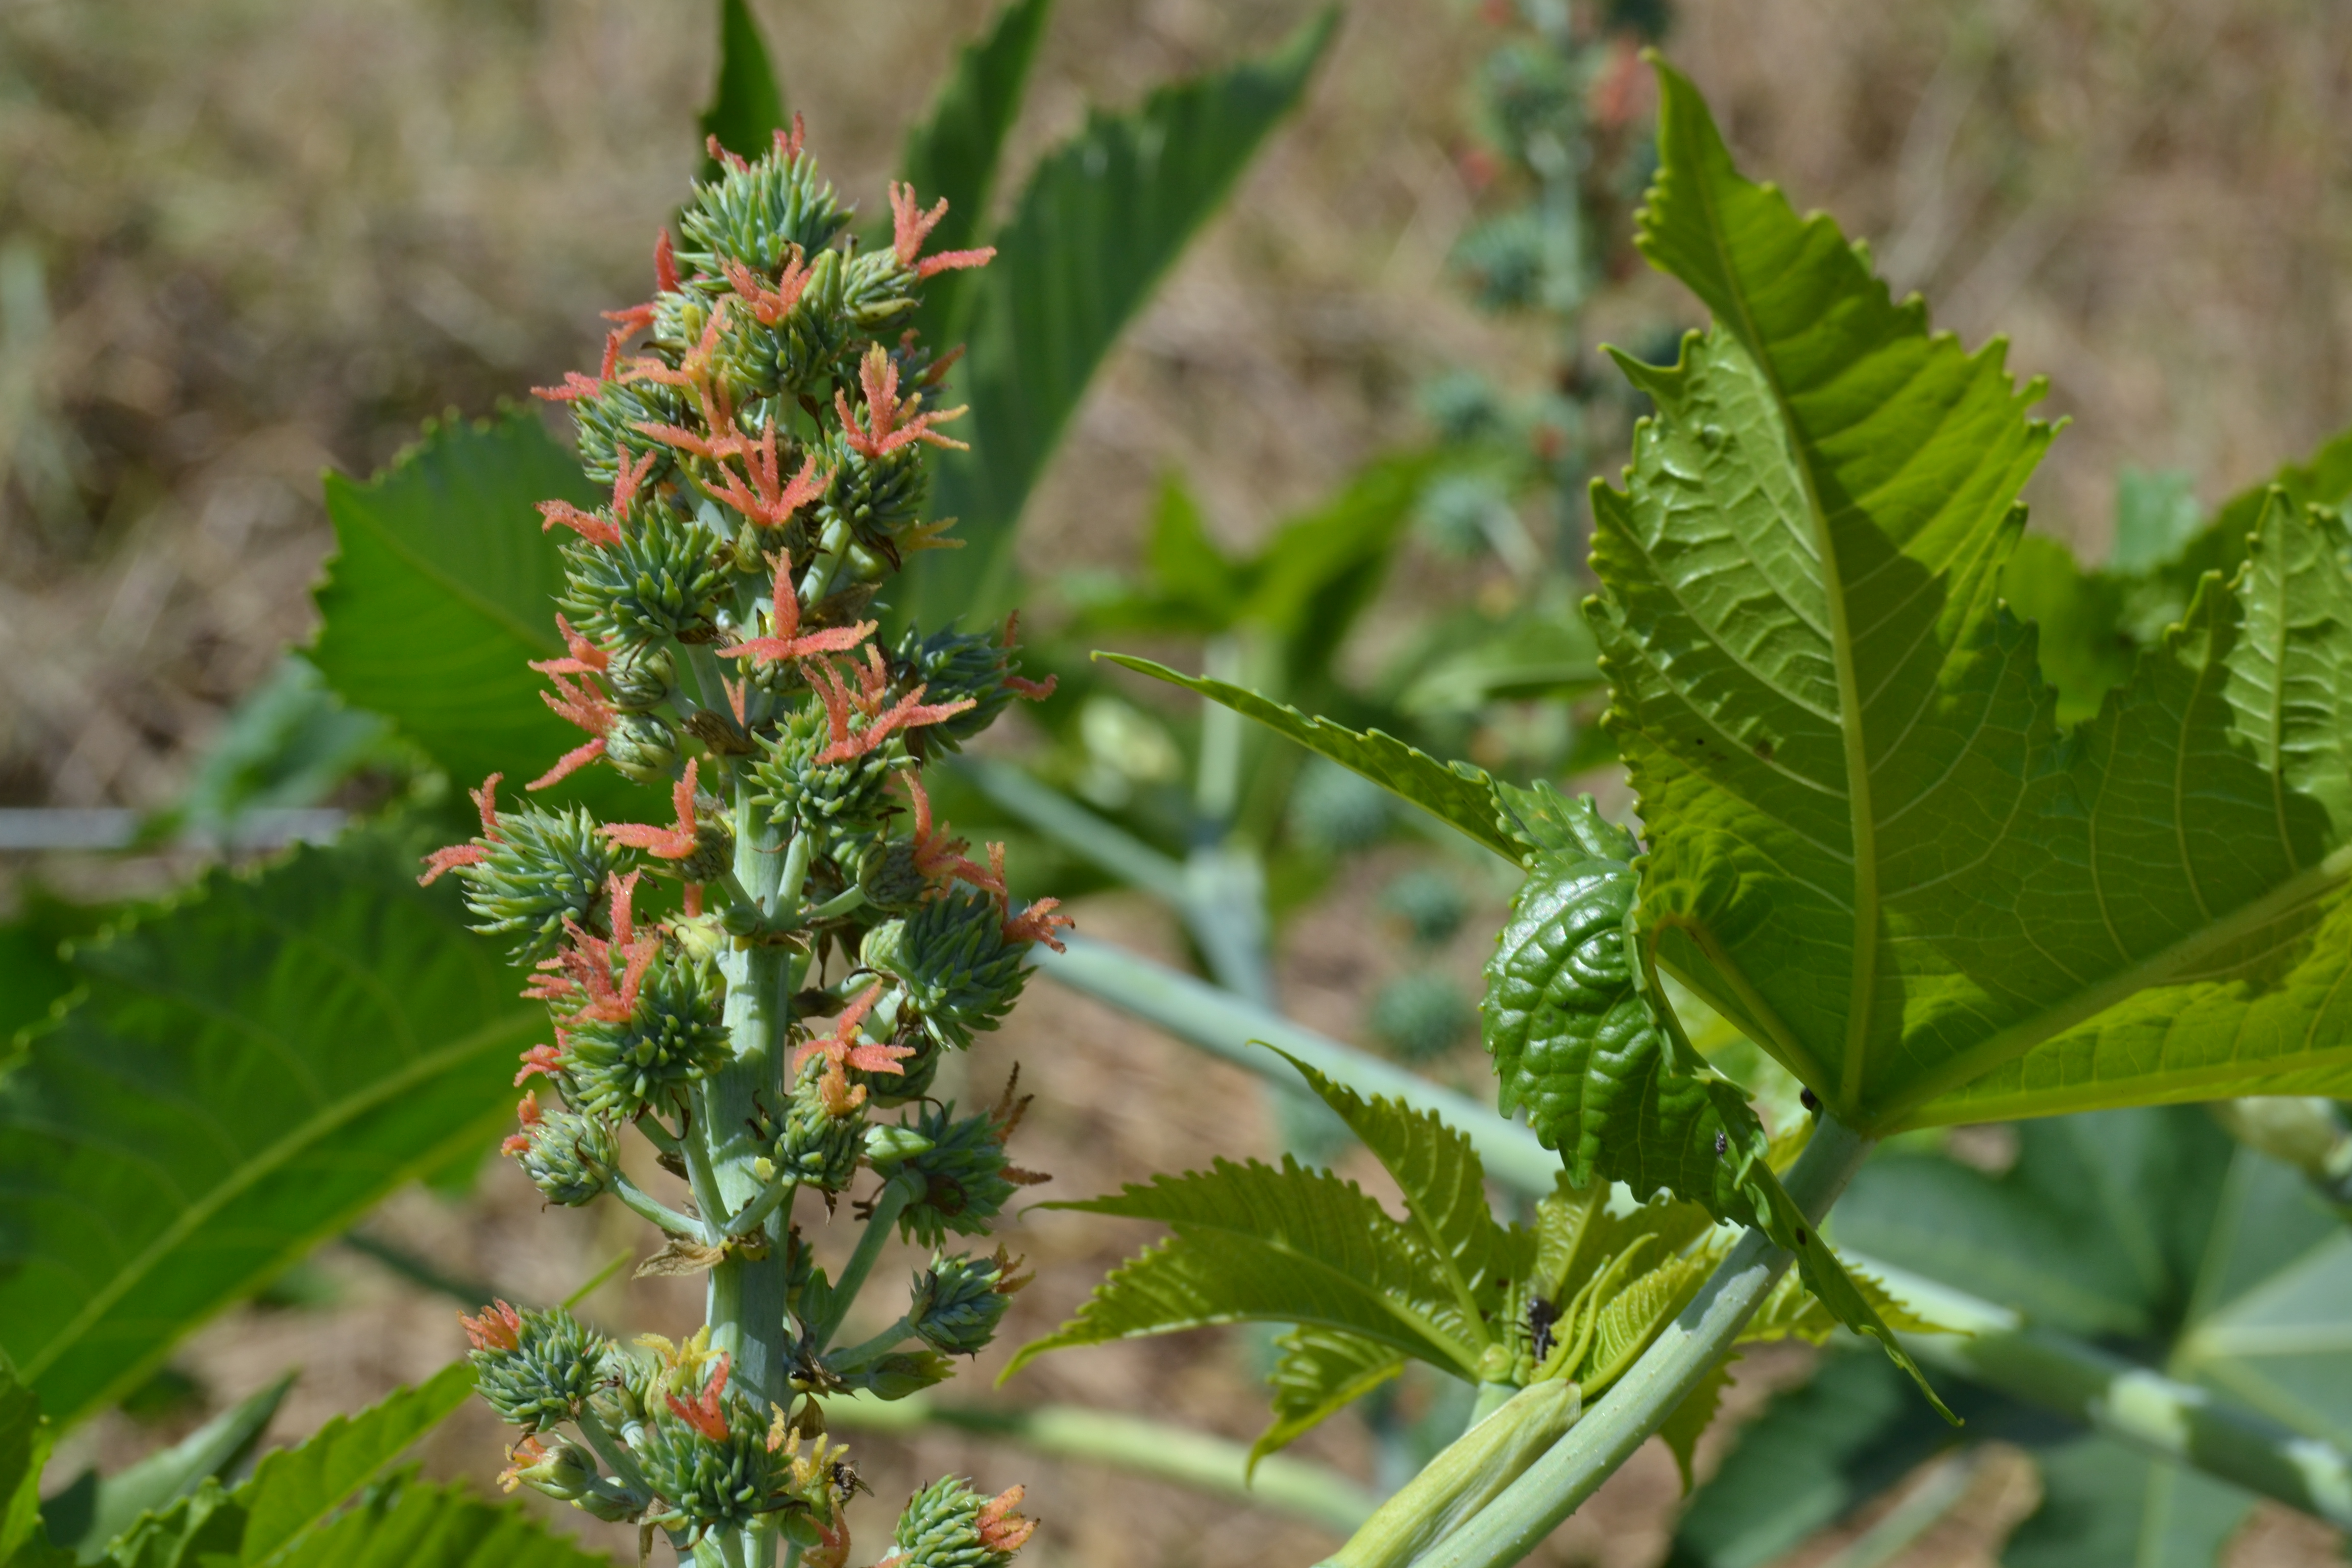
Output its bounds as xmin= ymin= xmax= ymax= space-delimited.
xmin=0 ymin=826 xmax=539 ymax=1426
xmin=102 ymin=1367 xmax=475 ymax=1568
xmin=1704 ymin=1106 xmax=2350 ymax=1567
xmin=43 ymin=1372 xmax=295 ymax=1561
xmin=236 ymin=1363 xmax=474 ymax=1565
xmin=1006 ymin=1157 xmax=1485 ymax=1377
xmin=1595 ymin=60 xmax=2352 ymax=1134
xmin=1098 ymin=654 xmax=1520 ymax=861
xmin=309 ymin=410 xmax=642 ymax=818
xmin=1256 ymin=1327 xmax=1406 ymax=1476
xmin=1 ymin=1370 xmax=54 ymax=1565
xmin=1664 ymin=1349 xmax=2037 ymax=1568
xmin=901 ymin=10 xmax=1337 ymax=626
xmin=2001 ymin=1437 xmax=2252 ymax=1568
xmin=899 ymin=0 xmax=1052 ymax=349
xmin=698 ymin=0 xmax=787 ymax=172
xmin=1273 ymin=1052 xmax=1517 ymax=1313
xmin=2123 ymin=427 xmax=2352 ymax=643
xmin=265 ymin=1478 xmax=616 ymax=1568
xmin=1482 ymin=825 xmax=1769 ymax=1220
xmin=1481 ymin=798 xmax=1950 ymax=1412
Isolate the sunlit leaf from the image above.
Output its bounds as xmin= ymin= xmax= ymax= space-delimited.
xmin=0 ymin=826 xmax=537 ymax=1426
xmin=1596 ymin=61 xmax=2352 ymax=1133
xmin=697 ymin=0 xmax=787 ymax=172
xmin=309 ymin=410 xmax=644 ymax=818
xmin=900 ymin=10 xmax=1337 ymax=624
xmin=1098 ymin=654 xmax=1518 ymax=861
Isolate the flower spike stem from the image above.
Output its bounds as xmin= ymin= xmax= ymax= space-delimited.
xmin=1320 ymin=1116 xmax=1872 ymax=1568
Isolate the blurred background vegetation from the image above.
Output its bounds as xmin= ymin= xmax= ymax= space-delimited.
xmin=5 ymin=0 xmax=2351 ymax=1564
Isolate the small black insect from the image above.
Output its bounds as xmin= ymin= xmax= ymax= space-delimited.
xmin=1800 ymin=1086 xmax=1821 ymax=1112
xmin=1527 ymin=1297 xmax=1559 ymax=1363
xmin=1713 ymin=1130 xmax=1728 ymax=1156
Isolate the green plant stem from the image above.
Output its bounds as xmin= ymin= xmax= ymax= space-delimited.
xmin=826 ymin=1316 xmax=913 ymax=1372
xmin=702 ymin=789 xmax=798 ymax=1568
xmin=724 ymin=1174 xmax=798 ymax=1240
xmin=824 ymin=1392 xmax=1380 ymax=1535
xmin=811 ymin=1178 xmax=915 ymax=1351
xmin=1388 ymin=1115 xmax=1874 ymax=1568
xmin=1032 ymin=935 xmax=1559 ymax=1193
xmin=611 ymin=1173 xmax=704 ymax=1239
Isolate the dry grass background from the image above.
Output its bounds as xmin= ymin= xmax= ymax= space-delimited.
xmin=7 ymin=0 xmax=2352 ymax=1563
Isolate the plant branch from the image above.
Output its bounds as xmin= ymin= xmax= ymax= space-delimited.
xmin=1045 ymin=937 xmax=2352 ymax=1547
xmin=1390 ymin=1114 xmax=1874 ymax=1568
xmin=823 ymin=1392 xmax=1380 ymax=1536
xmin=808 ymin=1177 xmax=916 ymax=1352
xmin=612 ymin=1172 xmax=704 ymax=1239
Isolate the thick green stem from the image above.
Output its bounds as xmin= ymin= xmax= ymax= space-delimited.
xmin=810 ymin=1177 xmax=915 ymax=1352
xmin=1387 ymin=1115 xmax=1873 ymax=1568
xmin=611 ymin=1173 xmax=702 ymax=1239
xmin=701 ymin=789 xmax=798 ymax=1568
xmin=824 ymin=1392 xmax=1381 ymax=1536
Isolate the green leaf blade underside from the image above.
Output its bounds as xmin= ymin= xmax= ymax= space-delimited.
xmin=269 ymin=1478 xmax=617 ymax=1568
xmin=1098 ymin=654 xmax=1520 ymax=861
xmin=900 ymin=10 xmax=1336 ymax=626
xmin=1599 ymin=61 xmax=2352 ymax=1130
xmin=0 ymin=827 xmax=538 ymax=1426
xmin=899 ymin=0 xmax=1053 ymax=350
xmin=1254 ymin=1327 xmax=1406 ymax=1475
xmin=1005 ymin=1157 xmax=1481 ymax=1378
xmin=238 ymin=1363 xmax=475 ymax=1565
xmin=1275 ymin=1051 xmax=1518 ymax=1316
xmin=698 ymin=0 xmax=788 ymax=170
xmin=309 ymin=411 xmax=642 ymax=818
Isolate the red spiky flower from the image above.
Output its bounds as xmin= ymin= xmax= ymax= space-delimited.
xmin=792 ymin=982 xmax=913 ymax=1114
xmin=601 ymin=759 xmax=704 ymax=861
xmin=419 ymin=774 xmax=504 ymax=885
xmin=888 ymin=182 xmax=995 ymax=280
xmin=836 ymin=345 xmax=968 ymax=460
xmin=526 ymin=669 xmax=616 ymax=790
xmin=501 ymin=1090 xmax=545 ymax=1157
xmin=902 ymin=773 xmax=1001 ymax=897
xmin=975 ymin=1486 xmax=1038 ymax=1555
xmin=460 ymin=1299 xmax=524 ymax=1353
xmin=721 ymin=551 xmax=875 ymax=667
xmin=666 ymin=1352 xmax=734 ymax=1442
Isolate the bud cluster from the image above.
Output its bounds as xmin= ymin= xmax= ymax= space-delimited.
xmin=421 ymin=122 xmax=1052 ymax=1563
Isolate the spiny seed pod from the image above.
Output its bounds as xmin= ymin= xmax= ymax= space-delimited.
xmin=751 ymin=704 xmax=904 ymax=845
xmin=462 ymin=1302 xmax=610 ymax=1431
xmin=500 ymin=1434 xmax=601 ymax=1502
xmin=678 ymin=143 xmax=851 ymax=279
xmin=907 ymin=1251 xmax=1021 ymax=1357
xmin=862 ymin=890 xmax=1028 ymax=1051
xmin=889 ymin=625 xmax=1048 ymax=753
xmin=818 ymin=440 xmax=930 ymax=554
xmin=774 ymin=1056 xmax=867 ymax=1191
xmin=573 ymin=377 xmax=689 ymax=491
xmin=850 ymin=1028 xmax=941 ymax=1109
xmin=451 ymin=802 xmax=629 ymax=965
xmin=604 ymin=642 xmax=677 ymax=712
xmin=604 ymin=712 xmax=681 ymax=787
xmin=884 ymin=1479 xmax=1037 ymax=1568
xmin=872 ymin=1102 xmax=1019 ymax=1248
xmin=511 ymin=1100 xmax=619 ymax=1206
xmin=559 ymin=947 xmax=730 ymax=1118
xmin=853 ymin=838 xmax=933 ymax=915
xmin=557 ymin=509 xmax=732 ymax=647
xmin=1368 ymin=971 xmax=1477 ymax=1063
xmin=635 ymin=1367 xmax=789 ymax=1532
xmin=671 ymin=797 xmax=738 ymax=885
